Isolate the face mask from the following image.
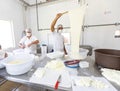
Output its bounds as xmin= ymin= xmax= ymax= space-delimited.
xmin=58 ymin=30 xmax=62 ymax=34
xmin=26 ymin=33 xmax=31 ymax=37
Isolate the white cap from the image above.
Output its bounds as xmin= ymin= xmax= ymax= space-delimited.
xmin=25 ymin=28 xmax=32 ymax=32
xmin=57 ymin=24 xmax=63 ymax=30
xmin=57 ymin=24 xmax=63 ymax=28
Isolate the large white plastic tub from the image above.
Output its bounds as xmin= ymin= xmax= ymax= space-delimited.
xmin=2 ymin=54 xmax=34 ymax=75
xmin=65 ymin=44 xmax=88 ymax=59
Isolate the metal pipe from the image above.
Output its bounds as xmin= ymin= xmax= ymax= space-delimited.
xmin=38 ymin=22 xmax=120 ymax=31
xmin=36 ymin=0 xmax=39 ymax=31
xmin=38 ymin=27 xmax=70 ymax=31
xmin=84 ymin=23 xmax=120 ymax=28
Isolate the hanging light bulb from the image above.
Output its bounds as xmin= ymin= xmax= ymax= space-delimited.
xmin=115 ymin=30 xmax=120 ymax=38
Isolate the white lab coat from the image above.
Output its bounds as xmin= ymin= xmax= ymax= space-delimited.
xmin=0 ymin=50 xmax=6 ymax=59
xmin=19 ymin=36 xmax=38 ymax=54
xmin=51 ymin=32 xmax=64 ymax=52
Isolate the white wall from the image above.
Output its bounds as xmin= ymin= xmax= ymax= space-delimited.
xmin=26 ymin=0 xmax=120 ymax=50
xmin=0 ymin=0 xmax=25 ymax=47
xmin=84 ymin=0 xmax=120 ymax=50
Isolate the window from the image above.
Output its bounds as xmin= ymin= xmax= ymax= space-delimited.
xmin=0 ymin=20 xmax=15 ymax=49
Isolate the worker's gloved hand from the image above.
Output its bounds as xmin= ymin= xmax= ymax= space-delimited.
xmin=27 ymin=43 xmax=32 ymax=47
xmin=21 ymin=45 xmax=25 ymax=49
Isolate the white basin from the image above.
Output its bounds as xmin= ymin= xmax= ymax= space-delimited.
xmin=2 ymin=54 xmax=34 ymax=75
xmin=65 ymin=44 xmax=88 ymax=59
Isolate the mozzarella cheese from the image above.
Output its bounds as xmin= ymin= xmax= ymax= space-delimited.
xmin=75 ymin=77 xmax=109 ymax=89
xmin=68 ymin=5 xmax=86 ymax=59
xmin=45 ymin=60 xmax=65 ymax=70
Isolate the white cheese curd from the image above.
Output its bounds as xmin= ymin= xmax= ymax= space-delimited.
xmin=75 ymin=77 xmax=92 ymax=87
xmin=45 ymin=60 xmax=65 ymax=70
xmin=74 ymin=77 xmax=109 ymax=89
xmin=91 ymin=79 xmax=109 ymax=89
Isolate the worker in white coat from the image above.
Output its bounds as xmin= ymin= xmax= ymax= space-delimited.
xmin=0 ymin=45 xmax=8 ymax=59
xmin=50 ymin=12 xmax=68 ymax=54
xmin=19 ymin=28 xmax=39 ymax=54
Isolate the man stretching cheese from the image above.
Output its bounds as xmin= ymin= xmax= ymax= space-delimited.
xmin=50 ymin=12 xmax=68 ymax=54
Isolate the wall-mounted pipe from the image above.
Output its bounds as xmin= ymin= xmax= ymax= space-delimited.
xmin=84 ymin=23 xmax=120 ymax=28
xmin=38 ymin=27 xmax=70 ymax=31
xmin=36 ymin=0 xmax=39 ymax=31
xmin=38 ymin=22 xmax=120 ymax=31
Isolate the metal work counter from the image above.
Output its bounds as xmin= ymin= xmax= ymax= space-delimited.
xmin=0 ymin=55 xmax=120 ymax=91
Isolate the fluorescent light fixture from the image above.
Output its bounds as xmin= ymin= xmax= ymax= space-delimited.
xmin=115 ymin=30 xmax=120 ymax=38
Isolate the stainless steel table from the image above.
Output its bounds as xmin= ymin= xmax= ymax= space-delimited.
xmin=0 ymin=55 xmax=120 ymax=91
